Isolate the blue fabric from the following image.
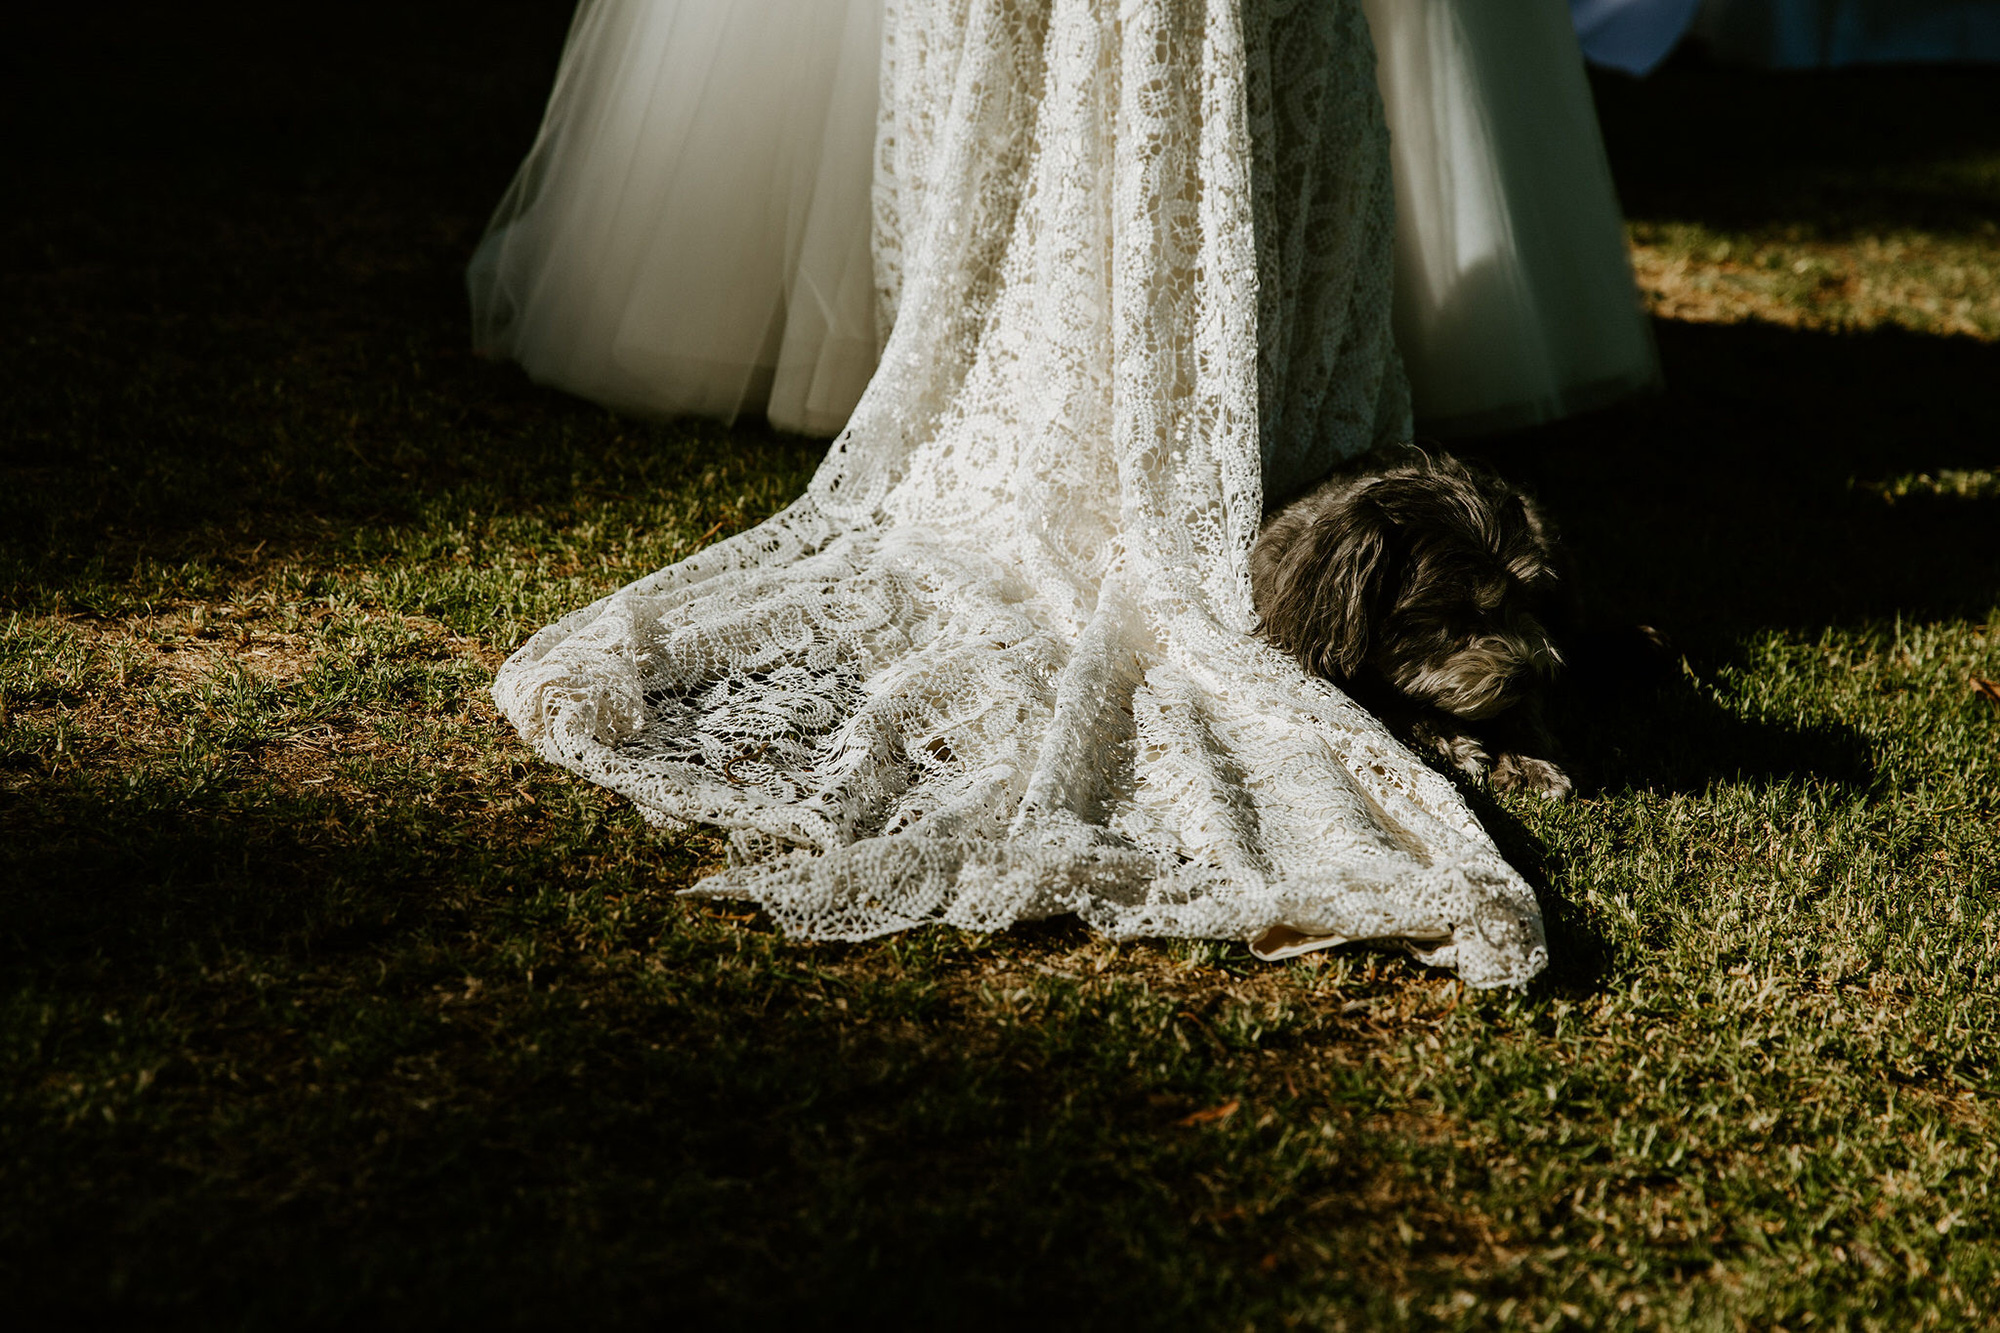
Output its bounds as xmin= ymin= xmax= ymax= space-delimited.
xmin=1570 ymin=0 xmax=1702 ymax=74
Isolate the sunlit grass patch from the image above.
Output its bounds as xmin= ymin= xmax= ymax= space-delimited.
xmin=1856 ymin=466 xmax=2000 ymax=503
xmin=1630 ymin=220 xmax=2000 ymax=340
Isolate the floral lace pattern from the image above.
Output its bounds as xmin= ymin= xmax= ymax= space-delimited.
xmin=493 ymin=0 xmax=1548 ymax=988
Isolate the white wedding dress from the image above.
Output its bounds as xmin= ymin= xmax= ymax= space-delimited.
xmin=469 ymin=0 xmax=885 ymax=435
xmin=472 ymin=0 xmax=1659 ymax=441
xmin=488 ymin=0 xmax=1549 ymax=988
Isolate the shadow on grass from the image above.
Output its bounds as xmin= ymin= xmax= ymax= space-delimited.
xmin=1 ymin=779 xmax=1446 ymax=1328
xmin=1487 ymin=319 xmax=2000 ymax=644
xmin=3 ymin=0 xmax=823 ymax=592
xmin=1592 ymin=49 xmax=2000 ymax=237
xmin=1447 ymin=686 xmax=1863 ymax=996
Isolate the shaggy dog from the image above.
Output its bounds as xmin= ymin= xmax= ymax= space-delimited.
xmin=1250 ymin=446 xmax=1573 ymax=799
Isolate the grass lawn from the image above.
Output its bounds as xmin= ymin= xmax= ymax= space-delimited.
xmin=6 ymin=4 xmax=2000 ymax=1327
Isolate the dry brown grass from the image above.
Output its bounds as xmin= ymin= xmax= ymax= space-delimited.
xmin=1631 ymin=226 xmax=2000 ymax=340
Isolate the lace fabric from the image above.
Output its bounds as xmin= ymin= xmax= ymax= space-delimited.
xmin=493 ymin=0 xmax=1548 ymax=989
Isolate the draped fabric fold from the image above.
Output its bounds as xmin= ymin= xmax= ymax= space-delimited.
xmin=1361 ymin=0 xmax=1663 ymax=436
xmin=468 ymin=0 xmax=885 ymax=435
xmin=492 ymin=0 xmax=1549 ymax=989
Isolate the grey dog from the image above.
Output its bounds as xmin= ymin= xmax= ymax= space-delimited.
xmin=1250 ymin=446 xmax=1573 ymax=799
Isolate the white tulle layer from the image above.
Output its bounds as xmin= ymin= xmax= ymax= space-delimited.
xmin=1362 ymin=0 xmax=1662 ymax=434
xmin=470 ymin=0 xmax=1657 ymax=440
xmin=469 ymin=0 xmax=884 ymax=436
xmin=492 ymin=0 xmax=1548 ymax=988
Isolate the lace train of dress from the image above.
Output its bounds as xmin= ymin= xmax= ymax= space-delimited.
xmin=471 ymin=0 xmax=1657 ymax=441
xmin=491 ymin=0 xmax=1548 ymax=989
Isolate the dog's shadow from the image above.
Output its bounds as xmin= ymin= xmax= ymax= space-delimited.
xmin=1431 ymin=645 xmax=1875 ymax=995
xmin=1552 ymin=628 xmax=1877 ymax=798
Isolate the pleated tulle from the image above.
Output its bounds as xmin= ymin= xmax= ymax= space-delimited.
xmin=1361 ymin=0 xmax=1662 ymax=435
xmin=469 ymin=0 xmax=882 ymax=436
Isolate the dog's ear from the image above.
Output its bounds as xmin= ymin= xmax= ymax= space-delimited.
xmin=1251 ymin=491 xmax=1392 ymax=681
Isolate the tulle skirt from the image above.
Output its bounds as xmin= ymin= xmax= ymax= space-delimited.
xmin=471 ymin=0 xmax=1659 ymax=439
xmin=469 ymin=0 xmax=883 ymax=436
xmin=1362 ymin=0 xmax=1662 ymax=434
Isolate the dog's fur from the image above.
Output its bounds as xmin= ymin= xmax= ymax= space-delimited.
xmin=1250 ymin=446 xmax=1574 ymax=799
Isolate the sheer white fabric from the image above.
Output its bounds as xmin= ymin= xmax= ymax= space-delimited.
xmin=1362 ymin=0 xmax=1662 ymax=436
xmin=470 ymin=0 xmax=1659 ymax=443
xmin=492 ymin=0 xmax=1548 ymax=989
xmin=469 ymin=0 xmax=884 ymax=435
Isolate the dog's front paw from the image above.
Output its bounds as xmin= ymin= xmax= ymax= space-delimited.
xmin=1491 ymin=753 xmax=1572 ymax=801
xmin=1412 ymin=720 xmax=1490 ymax=783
